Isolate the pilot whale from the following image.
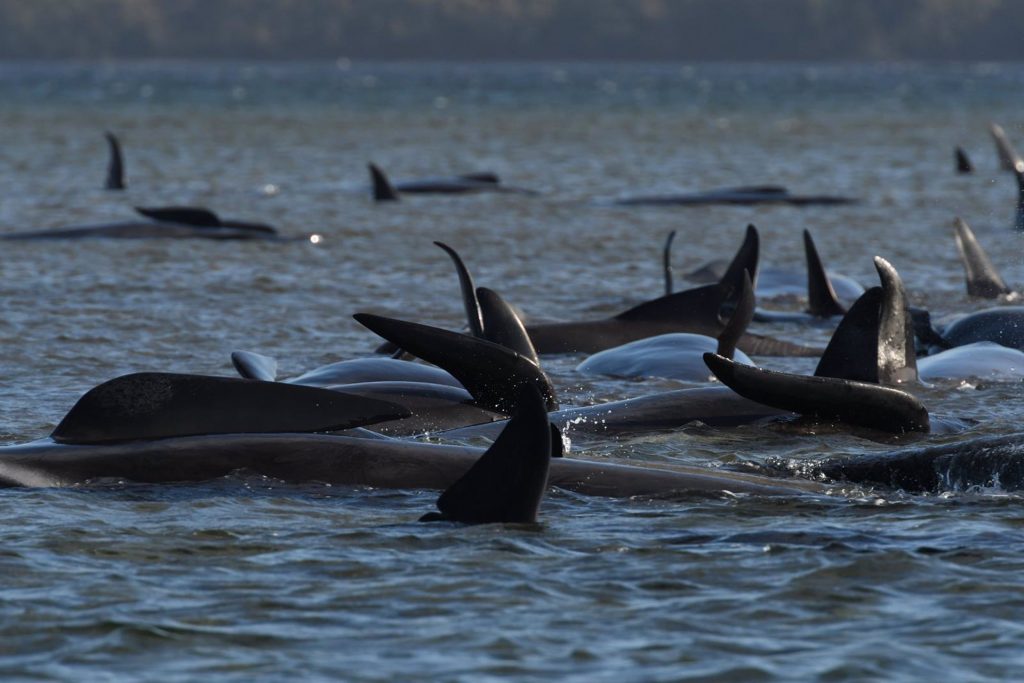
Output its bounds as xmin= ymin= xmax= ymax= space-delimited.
xmin=104 ymin=132 xmax=125 ymax=190
xmin=611 ymin=184 xmax=856 ymax=207
xmin=369 ymin=163 xmax=538 ymax=201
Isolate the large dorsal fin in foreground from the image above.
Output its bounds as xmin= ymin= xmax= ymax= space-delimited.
xmin=231 ymin=351 xmax=279 ymax=382
xmin=51 ymin=373 xmax=411 ymax=444
xmin=353 ymin=313 xmax=558 ymax=413
xmin=873 ymin=257 xmax=918 ymax=384
xmin=955 ymin=146 xmax=974 ymax=174
xmin=716 ymin=270 xmax=754 ymax=359
xmin=663 ymin=230 xmax=677 ymax=296
xmin=614 ymin=282 xmax=727 ymax=329
xmin=135 ymin=206 xmax=222 ymax=227
xmin=704 ymin=353 xmax=929 ymax=434
xmin=989 ymin=123 xmax=1020 ymax=171
xmin=435 ymin=241 xmax=484 ymax=338
xmin=477 ymin=287 xmax=540 ymax=365
xmin=104 ymin=132 xmax=125 ymax=190
xmin=803 ymin=229 xmax=846 ymax=317
xmin=421 ymin=385 xmax=552 ymax=524
xmin=368 ymin=162 xmax=400 ymax=201
xmin=953 ymin=217 xmax=1011 ymax=298
xmin=813 ymin=287 xmax=884 ymax=383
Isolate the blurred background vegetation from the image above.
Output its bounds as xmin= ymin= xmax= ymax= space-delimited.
xmin=1 ymin=0 xmax=1020 ymax=61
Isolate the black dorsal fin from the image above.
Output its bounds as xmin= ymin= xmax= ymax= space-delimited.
xmin=231 ymin=350 xmax=279 ymax=382
xmin=477 ymin=287 xmax=540 ymax=365
xmin=663 ymin=230 xmax=677 ymax=296
xmin=989 ymin=123 xmax=1020 ymax=171
xmin=135 ymin=206 xmax=222 ymax=227
xmin=814 ymin=287 xmax=884 ymax=382
xmin=421 ymin=385 xmax=551 ymax=524
xmin=368 ymin=162 xmax=400 ymax=201
xmin=51 ymin=373 xmax=411 ymax=445
xmin=435 ymin=241 xmax=484 ymax=338
xmin=955 ymin=146 xmax=974 ymax=174
xmin=873 ymin=257 xmax=918 ymax=384
xmin=614 ymin=282 xmax=727 ymax=331
xmin=104 ymin=132 xmax=125 ymax=190
xmin=458 ymin=172 xmax=500 ymax=184
xmin=803 ymin=229 xmax=846 ymax=317
xmin=719 ymin=224 xmax=760 ymax=294
xmin=704 ymin=353 xmax=929 ymax=434
xmin=1014 ymin=160 xmax=1024 ymax=231
xmin=716 ymin=270 xmax=754 ymax=359
xmin=353 ymin=313 xmax=558 ymax=413
xmin=953 ymin=217 xmax=1011 ymax=298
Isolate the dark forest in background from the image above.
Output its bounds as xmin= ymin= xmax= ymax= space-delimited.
xmin=2 ymin=0 xmax=1022 ymax=61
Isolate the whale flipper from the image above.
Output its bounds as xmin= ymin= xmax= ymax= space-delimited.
xmin=663 ymin=230 xmax=677 ymax=296
xmin=135 ymin=206 xmax=222 ymax=227
xmin=716 ymin=271 xmax=754 ymax=359
xmin=956 ymin=147 xmax=974 ymax=174
xmin=104 ymin=132 xmax=125 ymax=190
xmin=803 ymin=230 xmax=846 ymax=317
xmin=421 ymin=386 xmax=552 ymax=524
xmin=369 ymin=163 xmax=400 ymax=201
xmin=51 ymin=373 xmax=411 ymax=445
xmin=989 ymin=123 xmax=1020 ymax=171
xmin=231 ymin=351 xmax=279 ymax=382
xmin=477 ymin=287 xmax=540 ymax=365
xmin=703 ymin=353 xmax=929 ymax=434
xmin=354 ymin=313 xmax=558 ymax=414
xmin=953 ymin=217 xmax=1011 ymax=298
xmin=435 ymin=241 xmax=484 ymax=338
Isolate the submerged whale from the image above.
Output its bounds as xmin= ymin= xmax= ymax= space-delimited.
xmin=369 ymin=163 xmax=537 ymax=201
xmin=611 ymin=184 xmax=856 ymax=207
xmin=2 ymin=206 xmax=322 ymax=242
xmin=104 ymin=131 xmax=125 ymax=190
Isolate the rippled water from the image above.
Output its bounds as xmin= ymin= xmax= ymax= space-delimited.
xmin=0 ymin=61 xmax=1023 ymax=681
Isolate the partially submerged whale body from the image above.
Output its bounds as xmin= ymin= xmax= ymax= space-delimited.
xmin=612 ymin=184 xmax=856 ymax=207
xmin=2 ymin=206 xmax=320 ymax=242
xmin=930 ymin=306 xmax=1024 ymax=351
xmin=917 ymin=342 xmax=1024 ymax=382
xmin=368 ymin=163 xmax=537 ymax=201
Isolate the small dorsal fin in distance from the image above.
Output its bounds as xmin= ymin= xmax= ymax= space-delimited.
xmin=873 ymin=256 xmax=918 ymax=384
xmin=420 ymin=385 xmax=551 ymax=524
xmin=435 ymin=241 xmax=484 ymax=338
xmin=135 ymin=206 xmax=222 ymax=227
xmin=718 ymin=224 xmax=760 ymax=294
xmin=663 ymin=230 xmax=677 ymax=296
xmin=104 ymin=132 xmax=125 ymax=190
xmin=703 ymin=353 xmax=930 ymax=434
xmin=458 ymin=172 xmax=501 ymax=184
xmin=716 ymin=270 xmax=754 ymax=359
xmin=953 ymin=217 xmax=1011 ymax=298
xmin=955 ymin=146 xmax=974 ymax=174
xmin=231 ymin=351 xmax=279 ymax=382
xmin=477 ymin=287 xmax=540 ymax=365
xmin=813 ymin=287 xmax=883 ymax=383
xmin=803 ymin=229 xmax=846 ymax=318
xmin=353 ymin=313 xmax=558 ymax=414
xmin=989 ymin=122 xmax=1020 ymax=171
xmin=368 ymin=162 xmax=400 ymax=201
xmin=51 ymin=373 xmax=411 ymax=445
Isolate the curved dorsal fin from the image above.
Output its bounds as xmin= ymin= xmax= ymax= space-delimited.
xmin=803 ymin=229 xmax=846 ymax=317
xmin=873 ymin=256 xmax=918 ymax=384
xmin=368 ymin=162 xmax=399 ymax=201
xmin=989 ymin=123 xmax=1020 ymax=171
xmin=458 ymin=172 xmax=500 ymax=184
xmin=435 ymin=241 xmax=484 ymax=338
xmin=135 ymin=206 xmax=222 ymax=227
xmin=231 ymin=350 xmax=279 ymax=382
xmin=953 ymin=217 xmax=1011 ymax=298
xmin=716 ymin=270 xmax=754 ymax=359
xmin=51 ymin=372 xmax=411 ymax=444
xmin=353 ymin=313 xmax=558 ymax=414
xmin=421 ymin=385 xmax=551 ymax=524
xmin=813 ymin=287 xmax=884 ymax=382
xmin=663 ymin=230 xmax=677 ymax=296
xmin=104 ymin=132 xmax=125 ymax=190
xmin=955 ymin=146 xmax=974 ymax=174
xmin=719 ymin=224 xmax=760 ymax=294
xmin=704 ymin=353 xmax=929 ymax=434
xmin=477 ymin=287 xmax=539 ymax=365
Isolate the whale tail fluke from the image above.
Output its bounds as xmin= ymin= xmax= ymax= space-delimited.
xmin=421 ymin=385 xmax=552 ymax=524
xmin=953 ymin=217 xmax=1011 ymax=298
xmin=104 ymin=132 xmax=125 ymax=190
xmin=716 ymin=270 xmax=754 ymax=359
xmin=803 ymin=230 xmax=846 ymax=318
xmin=955 ymin=146 xmax=974 ymax=174
xmin=368 ymin=163 xmax=400 ymax=201
xmin=231 ymin=351 xmax=279 ymax=382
